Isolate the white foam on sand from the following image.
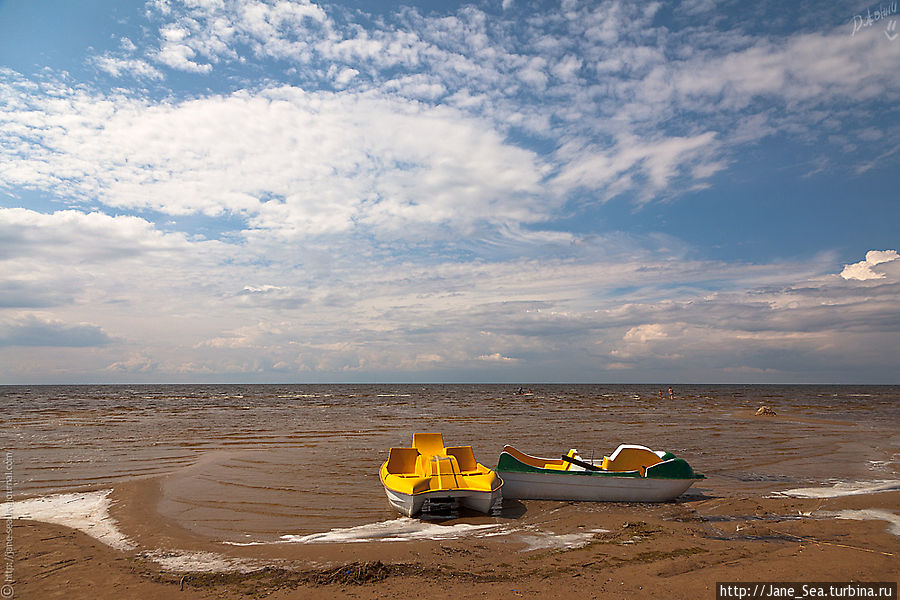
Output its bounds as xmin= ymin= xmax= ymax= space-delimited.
xmin=3 ymin=490 xmax=273 ymax=573
xmin=225 ymin=519 xmax=611 ymax=555
xmin=3 ymin=490 xmax=135 ymax=550
xmin=514 ymin=529 xmax=608 ymax=553
xmin=815 ymin=509 xmax=900 ymax=536
xmin=138 ymin=549 xmax=265 ymax=573
xmin=775 ymin=480 xmax=900 ymax=499
xmin=226 ymin=517 xmax=506 ymax=546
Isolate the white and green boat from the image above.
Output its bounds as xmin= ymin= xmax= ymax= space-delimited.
xmin=496 ymin=444 xmax=704 ymax=502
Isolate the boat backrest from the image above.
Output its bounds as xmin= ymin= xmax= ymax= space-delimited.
xmin=446 ymin=446 xmax=477 ymax=472
xmin=601 ymin=444 xmax=662 ymax=474
xmin=502 ymin=445 xmax=566 ymax=469
xmin=385 ymin=447 xmax=420 ymax=475
xmin=412 ymin=433 xmax=446 ymax=457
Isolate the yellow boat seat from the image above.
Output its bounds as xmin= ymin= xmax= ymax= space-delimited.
xmin=501 ymin=445 xmax=568 ymax=470
xmin=446 ymin=446 xmax=478 ymax=472
xmin=385 ymin=447 xmax=420 ymax=475
xmin=412 ymin=432 xmax=446 ymax=457
xmin=381 ymin=434 xmax=502 ymax=507
xmin=601 ymin=445 xmax=663 ymax=475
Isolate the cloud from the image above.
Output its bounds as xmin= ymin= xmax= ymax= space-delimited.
xmin=0 ymin=3 xmax=898 ymax=382
xmin=841 ymin=250 xmax=900 ymax=280
xmin=92 ymin=55 xmax=164 ymax=80
xmin=332 ymin=66 xmax=358 ymax=87
xmin=0 ymin=79 xmax=551 ymax=238
xmin=553 ymin=131 xmax=721 ymax=202
xmin=478 ymin=353 xmax=518 ymax=363
xmin=123 ymin=0 xmax=897 ymax=205
xmin=0 ymin=208 xmax=229 ymax=357
xmin=623 ymin=323 xmax=668 ymax=344
xmin=0 ymin=208 xmax=196 ymax=261
xmin=593 ymin=250 xmax=900 ymax=378
xmin=0 ymin=316 xmax=111 ymax=347
xmin=147 ymin=0 xmax=329 ymax=73
xmin=235 ymin=285 xmax=308 ymax=310
xmin=8 ymin=0 xmax=898 ymax=226
xmin=105 ymin=353 xmax=157 ymax=373
xmin=155 ymin=42 xmax=214 ymax=73
xmin=0 ymin=280 xmax=74 ymax=309
xmin=0 ymin=216 xmax=896 ymax=381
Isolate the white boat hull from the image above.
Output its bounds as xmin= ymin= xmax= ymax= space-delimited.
xmin=500 ymin=471 xmax=699 ymax=502
xmin=384 ymin=486 xmax=502 ymax=517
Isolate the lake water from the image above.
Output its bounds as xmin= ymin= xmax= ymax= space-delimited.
xmin=2 ymin=384 xmax=897 ymax=543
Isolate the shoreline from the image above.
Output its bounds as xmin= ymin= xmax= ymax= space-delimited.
xmin=5 ymin=386 xmax=897 ymax=597
xmin=7 ymin=480 xmax=898 ymax=599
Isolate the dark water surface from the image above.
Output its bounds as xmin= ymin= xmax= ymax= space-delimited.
xmin=2 ymin=384 xmax=897 ymax=541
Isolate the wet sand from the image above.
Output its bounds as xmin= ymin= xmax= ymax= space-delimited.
xmin=11 ymin=478 xmax=899 ymax=599
xmin=4 ymin=384 xmax=898 ymax=598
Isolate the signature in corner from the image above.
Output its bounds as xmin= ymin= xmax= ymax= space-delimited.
xmin=851 ymin=2 xmax=899 ymax=38
xmin=886 ymin=19 xmax=899 ymax=40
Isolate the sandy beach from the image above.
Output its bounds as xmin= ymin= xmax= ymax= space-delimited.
xmin=9 ymin=482 xmax=899 ymax=599
xmin=3 ymin=0 xmax=900 ymax=592
xmin=3 ymin=385 xmax=898 ymax=599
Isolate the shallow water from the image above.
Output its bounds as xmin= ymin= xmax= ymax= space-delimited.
xmin=1 ymin=384 xmax=898 ymax=542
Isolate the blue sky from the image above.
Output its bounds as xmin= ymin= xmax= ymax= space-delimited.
xmin=0 ymin=0 xmax=898 ymax=384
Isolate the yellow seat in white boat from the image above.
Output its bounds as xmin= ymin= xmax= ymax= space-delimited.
xmin=379 ymin=433 xmax=502 ymax=508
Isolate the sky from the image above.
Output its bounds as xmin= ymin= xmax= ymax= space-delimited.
xmin=0 ymin=0 xmax=898 ymax=384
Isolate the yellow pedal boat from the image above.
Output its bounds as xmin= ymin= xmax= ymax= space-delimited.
xmin=379 ymin=433 xmax=503 ymax=517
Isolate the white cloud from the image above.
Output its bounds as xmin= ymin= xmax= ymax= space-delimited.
xmin=0 ymin=315 xmax=111 ymax=347
xmin=62 ymin=0 xmax=895 ymax=211
xmin=0 ymin=3 xmax=898 ymax=382
xmin=841 ymin=249 xmax=900 ymax=280
xmin=332 ymin=66 xmax=358 ymax=87
xmin=623 ymin=323 xmax=668 ymax=343
xmin=0 ymin=80 xmax=552 ymax=238
xmin=478 ymin=353 xmax=518 ymax=363
xmin=0 ymin=208 xmax=229 ymax=352
xmin=551 ymin=54 xmax=582 ymax=81
xmin=93 ymin=55 xmax=164 ymax=80
xmin=0 ymin=208 xmax=197 ymax=261
xmin=147 ymin=0 xmax=329 ymax=72
xmin=382 ymin=74 xmax=446 ymax=100
xmin=552 ymin=131 xmax=720 ymax=202
xmin=0 ymin=209 xmax=896 ymax=382
xmin=664 ymin=30 xmax=900 ymax=110
xmin=155 ymin=42 xmax=214 ymax=73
